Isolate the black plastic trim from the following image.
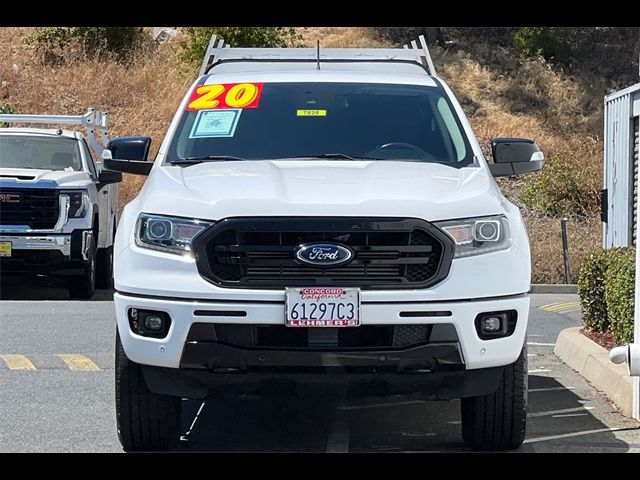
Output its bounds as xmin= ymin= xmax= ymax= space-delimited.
xmin=141 ymin=363 xmax=505 ymax=400
xmin=399 ymin=311 xmax=452 ymax=317
xmin=193 ymin=310 xmax=247 ymax=317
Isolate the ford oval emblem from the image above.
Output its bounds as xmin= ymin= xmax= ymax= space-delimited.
xmin=295 ymin=243 xmax=353 ymax=267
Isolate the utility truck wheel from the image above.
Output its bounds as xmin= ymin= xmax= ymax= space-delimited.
xmin=96 ymin=245 xmax=114 ymax=289
xmin=68 ymin=239 xmax=96 ymax=299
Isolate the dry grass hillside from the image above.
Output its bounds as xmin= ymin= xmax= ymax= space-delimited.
xmin=301 ymin=28 xmax=609 ymax=284
xmin=1 ymin=27 xmax=626 ymax=282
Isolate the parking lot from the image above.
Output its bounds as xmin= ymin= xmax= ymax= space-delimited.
xmin=1 ymin=276 xmax=639 ymax=452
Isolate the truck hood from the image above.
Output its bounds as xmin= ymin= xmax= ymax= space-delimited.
xmin=140 ymin=160 xmax=505 ymax=221
xmin=0 ymin=168 xmax=91 ymax=188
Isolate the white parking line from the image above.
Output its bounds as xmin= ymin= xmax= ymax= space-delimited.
xmin=524 ymin=427 xmax=635 ymax=444
xmin=529 ymin=386 xmax=575 ymax=393
xmin=180 ymin=401 xmax=206 ymax=441
xmin=326 ymin=418 xmax=349 ymax=453
xmin=528 ymin=406 xmax=594 ymax=418
xmin=327 ymin=400 xmax=350 ymax=453
xmin=552 ymin=413 xmax=589 ymax=418
xmin=527 ymin=342 xmax=555 ymax=347
xmin=528 ymin=368 xmax=552 ymax=374
xmin=339 ymin=400 xmax=426 ymax=411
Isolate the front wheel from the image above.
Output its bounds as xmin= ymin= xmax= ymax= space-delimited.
xmin=460 ymin=344 xmax=528 ymax=450
xmin=115 ymin=331 xmax=182 ymax=451
xmin=96 ymin=245 xmax=114 ymax=289
xmin=68 ymin=240 xmax=96 ymax=299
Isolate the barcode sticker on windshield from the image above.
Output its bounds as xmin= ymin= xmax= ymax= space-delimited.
xmin=189 ymin=109 xmax=242 ymax=138
xmin=297 ymin=109 xmax=327 ymax=117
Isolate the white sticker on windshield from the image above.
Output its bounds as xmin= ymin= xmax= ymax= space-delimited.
xmin=189 ymin=109 xmax=242 ymax=139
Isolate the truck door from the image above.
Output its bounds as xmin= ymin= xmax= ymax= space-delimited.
xmin=81 ymin=140 xmax=113 ymax=248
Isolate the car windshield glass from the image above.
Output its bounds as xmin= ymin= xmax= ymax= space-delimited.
xmin=0 ymin=135 xmax=82 ymax=171
xmin=166 ymin=82 xmax=473 ymax=166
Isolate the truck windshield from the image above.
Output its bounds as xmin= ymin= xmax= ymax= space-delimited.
xmin=0 ymin=135 xmax=82 ymax=171
xmin=167 ymin=82 xmax=473 ymax=166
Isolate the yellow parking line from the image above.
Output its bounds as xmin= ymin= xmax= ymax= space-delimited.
xmin=56 ymin=354 xmax=101 ymax=371
xmin=540 ymin=303 xmax=580 ymax=312
xmin=0 ymin=354 xmax=36 ymax=370
xmin=551 ymin=303 xmax=580 ymax=310
xmin=539 ymin=302 xmax=566 ymax=309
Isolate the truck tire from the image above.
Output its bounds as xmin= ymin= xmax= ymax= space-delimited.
xmin=96 ymin=246 xmax=113 ymax=289
xmin=115 ymin=331 xmax=182 ymax=451
xmin=460 ymin=344 xmax=527 ymax=450
xmin=68 ymin=239 xmax=96 ymax=299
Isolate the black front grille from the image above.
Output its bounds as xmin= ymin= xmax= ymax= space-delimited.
xmin=0 ymin=188 xmax=59 ymax=230
xmin=192 ymin=217 xmax=454 ymax=289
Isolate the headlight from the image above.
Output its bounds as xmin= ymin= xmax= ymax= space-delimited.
xmin=135 ymin=214 xmax=212 ymax=255
xmin=62 ymin=191 xmax=90 ymax=218
xmin=435 ymin=215 xmax=510 ymax=258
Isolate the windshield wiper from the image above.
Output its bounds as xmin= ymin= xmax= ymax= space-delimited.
xmin=278 ymin=153 xmax=380 ymax=161
xmin=170 ymin=155 xmax=247 ymax=166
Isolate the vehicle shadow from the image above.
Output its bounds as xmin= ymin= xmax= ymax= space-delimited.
xmin=0 ymin=274 xmax=114 ymax=301
xmin=171 ymin=375 xmax=640 ymax=452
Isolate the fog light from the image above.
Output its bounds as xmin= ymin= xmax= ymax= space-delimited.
xmin=481 ymin=316 xmax=502 ymax=333
xmin=474 ymin=311 xmax=516 ymax=340
xmin=128 ymin=308 xmax=171 ymax=339
xmin=144 ymin=315 xmax=164 ymax=331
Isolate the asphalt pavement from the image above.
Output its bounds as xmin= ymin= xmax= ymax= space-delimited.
xmin=1 ymin=276 xmax=639 ymax=452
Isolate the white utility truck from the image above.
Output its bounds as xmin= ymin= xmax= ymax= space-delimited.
xmin=0 ymin=109 xmax=122 ymax=298
xmin=102 ymin=36 xmax=544 ymax=450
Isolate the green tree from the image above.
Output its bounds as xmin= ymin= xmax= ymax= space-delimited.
xmin=27 ymin=27 xmax=144 ymax=58
xmin=0 ymin=104 xmax=16 ymax=128
xmin=181 ymin=27 xmax=300 ymax=66
xmin=512 ymin=27 xmax=572 ymax=62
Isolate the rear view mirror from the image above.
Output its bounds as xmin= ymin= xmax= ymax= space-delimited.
xmin=488 ymin=138 xmax=544 ymax=177
xmin=102 ymin=136 xmax=153 ymax=176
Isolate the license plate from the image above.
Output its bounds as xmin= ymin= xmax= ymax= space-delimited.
xmin=0 ymin=241 xmax=11 ymax=257
xmin=286 ymin=287 xmax=360 ymax=327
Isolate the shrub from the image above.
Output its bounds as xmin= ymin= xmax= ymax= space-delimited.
xmin=603 ymin=248 xmax=635 ymax=345
xmin=26 ymin=27 xmax=144 ymax=59
xmin=578 ymin=250 xmax=610 ymax=332
xmin=371 ymin=27 xmax=424 ymax=45
xmin=180 ymin=27 xmax=300 ymax=66
xmin=520 ymin=153 xmax=600 ymax=217
xmin=512 ymin=27 xmax=572 ymax=63
xmin=0 ymin=103 xmax=16 ymax=128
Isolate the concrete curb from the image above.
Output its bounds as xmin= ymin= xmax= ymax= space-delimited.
xmin=531 ymin=284 xmax=577 ymax=294
xmin=554 ymin=327 xmax=634 ymax=417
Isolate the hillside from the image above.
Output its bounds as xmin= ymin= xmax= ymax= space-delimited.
xmin=2 ymin=27 xmax=638 ymax=282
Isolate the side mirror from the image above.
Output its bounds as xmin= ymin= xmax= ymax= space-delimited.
xmin=488 ymin=138 xmax=544 ymax=177
xmin=102 ymin=136 xmax=153 ymax=176
xmin=96 ymin=169 xmax=122 ymax=191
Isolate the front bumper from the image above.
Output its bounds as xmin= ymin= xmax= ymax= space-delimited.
xmin=0 ymin=230 xmax=93 ymax=273
xmin=115 ymin=292 xmax=529 ymax=370
xmin=0 ymin=234 xmax=71 ymax=257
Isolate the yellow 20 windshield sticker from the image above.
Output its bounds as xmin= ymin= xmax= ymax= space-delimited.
xmin=297 ymin=109 xmax=327 ymax=117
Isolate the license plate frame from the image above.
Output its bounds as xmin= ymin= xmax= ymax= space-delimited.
xmin=285 ymin=287 xmax=361 ymax=327
xmin=0 ymin=241 xmax=12 ymax=258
